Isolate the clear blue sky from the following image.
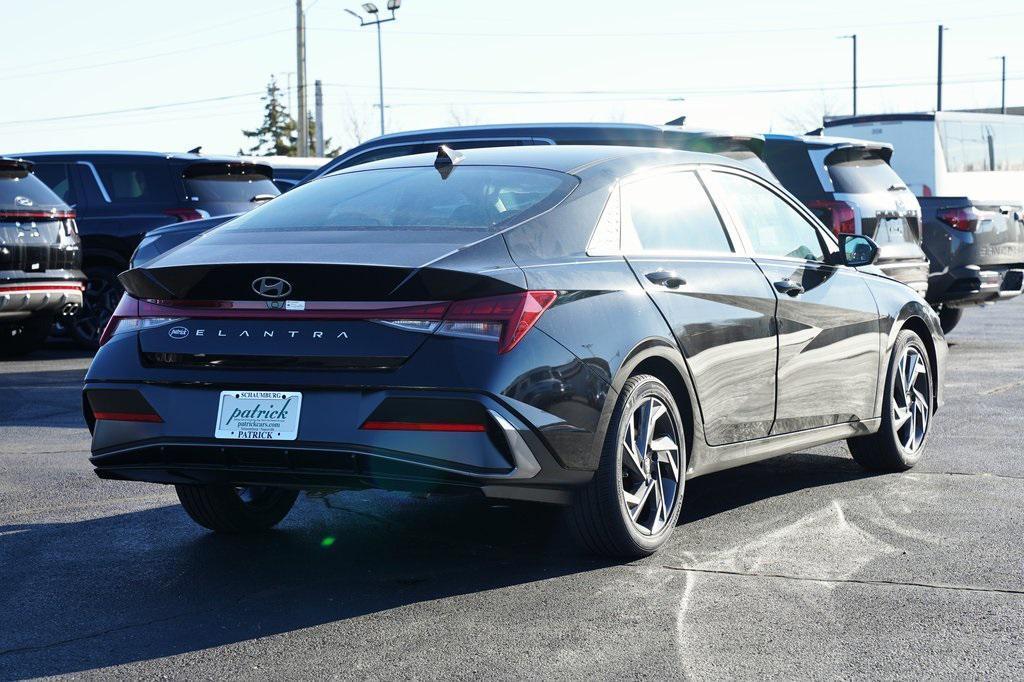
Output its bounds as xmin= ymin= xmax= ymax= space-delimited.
xmin=1 ymin=0 xmax=1021 ymax=155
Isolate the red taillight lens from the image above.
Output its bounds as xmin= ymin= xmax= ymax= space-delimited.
xmin=0 ymin=209 xmax=76 ymax=221
xmin=937 ymin=206 xmax=979 ymax=232
xmin=442 ymin=291 xmax=557 ymax=354
xmin=807 ymin=199 xmax=857 ymax=235
xmin=98 ymin=295 xmax=138 ymax=347
xmin=163 ymin=208 xmax=207 ymax=222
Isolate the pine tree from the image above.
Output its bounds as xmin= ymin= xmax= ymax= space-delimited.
xmin=242 ymin=77 xmax=297 ymax=156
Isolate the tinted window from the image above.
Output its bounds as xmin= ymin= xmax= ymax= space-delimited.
xmin=0 ymin=169 xmax=67 ymax=210
xmin=622 ymin=172 xmax=732 ymax=253
xmin=31 ymin=163 xmax=77 ymax=205
xmin=715 ymin=172 xmax=825 ymax=262
xmin=827 ymin=158 xmax=905 ymax=193
xmin=224 ymin=166 xmax=576 ymax=233
xmin=94 ymin=162 xmax=175 ymax=202
xmin=336 ymin=144 xmax=425 ymax=171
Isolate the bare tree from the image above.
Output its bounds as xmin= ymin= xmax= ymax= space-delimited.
xmin=776 ymin=90 xmax=841 ymax=135
xmin=447 ymin=105 xmax=479 ymax=127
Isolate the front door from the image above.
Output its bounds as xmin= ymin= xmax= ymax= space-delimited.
xmin=708 ymin=169 xmax=882 ymax=433
xmin=620 ymin=169 xmax=778 ymax=445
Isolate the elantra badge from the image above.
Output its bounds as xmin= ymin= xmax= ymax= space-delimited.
xmin=252 ymin=276 xmax=292 ymax=299
xmin=168 ymin=326 xmax=190 ymax=339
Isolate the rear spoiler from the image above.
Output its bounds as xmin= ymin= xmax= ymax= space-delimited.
xmin=823 ymin=143 xmax=893 ymax=165
xmin=182 ymin=161 xmax=274 ymax=180
xmin=0 ymin=157 xmax=33 ymax=173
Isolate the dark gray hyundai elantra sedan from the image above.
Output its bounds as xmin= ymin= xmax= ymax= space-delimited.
xmin=84 ymin=145 xmax=946 ymax=558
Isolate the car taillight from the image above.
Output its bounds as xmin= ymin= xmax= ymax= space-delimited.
xmin=440 ymin=291 xmax=557 ymax=354
xmin=807 ymin=199 xmax=857 ymax=235
xmin=163 ymin=208 xmax=209 ymax=222
xmin=937 ymin=206 xmax=979 ymax=232
xmin=0 ymin=209 xmax=76 ymax=221
xmin=97 ymin=295 xmax=180 ymax=346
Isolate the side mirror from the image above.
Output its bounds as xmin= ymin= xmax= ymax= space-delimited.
xmin=839 ymin=234 xmax=878 ymax=267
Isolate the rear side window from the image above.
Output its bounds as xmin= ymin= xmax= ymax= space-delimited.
xmin=714 ymin=172 xmax=826 ymax=262
xmin=826 ymin=152 xmax=905 ymax=194
xmin=0 ymin=168 xmax=67 ymax=210
xmin=30 ymin=163 xmax=77 ymax=205
xmin=183 ymin=163 xmax=279 ymax=202
xmin=622 ymin=171 xmax=732 ymax=253
xmin=94 ymin=162 xmax=175 ymax=202
xmin=223 ymin=165 xmax=577 ymax=233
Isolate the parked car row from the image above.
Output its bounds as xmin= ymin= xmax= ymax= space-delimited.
xmin=5 ymin=112 xmax=1023 ymax=354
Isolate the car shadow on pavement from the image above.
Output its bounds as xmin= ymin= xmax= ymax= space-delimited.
xmin=0 ymin=368 xmax=89 ymax=429
xmin=0 ymin=450 xmax=871 ymax=678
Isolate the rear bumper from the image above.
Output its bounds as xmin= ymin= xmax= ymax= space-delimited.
xmin=877 ymin=258 xmax=930 ymax=298
xmin=927 ymin=265 xmax=1024 ymax=307
xmin=0 ymin=277 xmax=85 ymax=320
xmin=85 ymin=384 xmax=591 ymax=505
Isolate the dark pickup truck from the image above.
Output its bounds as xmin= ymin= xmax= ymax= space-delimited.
xmin=918 ymin=196 xmax=1024 ymax=331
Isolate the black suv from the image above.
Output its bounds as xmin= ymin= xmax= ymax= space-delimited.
xmin=0 ymin=158 xmax=84 ymax=356
xmin=11 ymin=151 xmax=279 ymax=346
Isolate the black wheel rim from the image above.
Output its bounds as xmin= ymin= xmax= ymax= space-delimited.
xmin=620 ymin=396 xmax=683 ymax=535
xmin=75 ymin=274 xmax=122 ymax=342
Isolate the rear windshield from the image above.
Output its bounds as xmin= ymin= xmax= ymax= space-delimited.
xmin=223 ymin=166 xmax=577 ymax=233
xmin=717 ymin=151 xmax=775 ymax=179
xmin=0 ymin=169 xmax=67 ymax=211
xmin=826 ymin=156 xmax=905 ymax=194
xmin=183 ymin=163 xmax=279 ymax=203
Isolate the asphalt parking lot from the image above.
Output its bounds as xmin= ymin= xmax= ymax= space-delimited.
xmin=1 ymin=302 xmax=1023 ymax=680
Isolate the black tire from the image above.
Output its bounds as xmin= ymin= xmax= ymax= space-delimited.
xmin=848 ymin=329 xmax=934 ymax=472
xmin=175 ymin=484 xmax=299 ymax=533
xmin=570 ymin=374 xmax=686 ymax=558
xmin=938 ymin=306 xmax=963 ymax=334
xmin=0 ymin=314 xmax=54 ymax=358
xmin=71 ymin=265 xmax=124 ymax=349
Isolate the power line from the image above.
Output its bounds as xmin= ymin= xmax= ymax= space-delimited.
xmin=0 ymin=91 xmax=263 ymax=127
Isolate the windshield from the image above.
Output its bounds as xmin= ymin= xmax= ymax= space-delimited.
xmin=183 ymin=163 xmax=279 ymax=203
xmin=223 ymin=165 xmax=577 ymax=233
xmin=0 ymin=169 xmax=68 ymax=212
xmin=827 ymin=157 xmax=905 ymax=194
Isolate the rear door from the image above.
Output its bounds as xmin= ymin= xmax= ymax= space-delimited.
xmin=620 ymin=168 xmax=778 ymax=445
xmin=708 ymin=168 xmax=882 ymax=434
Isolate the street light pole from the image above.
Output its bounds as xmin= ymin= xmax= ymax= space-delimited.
xmin=839 ymin=34 xmax=857 ymax=115
xmin=999 ymin=55 xmax=1007 ymax=114
xmin=937 ymin=25 xmax=947 ymax=112
xmin=346 ymin=1 xmax=401 ymax=137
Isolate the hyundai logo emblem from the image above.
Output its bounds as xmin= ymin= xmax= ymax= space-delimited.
xmin=252 ymin=276 xmax=292 ymax=299
xmin=168 ymin=326 xmax=190 ymax=339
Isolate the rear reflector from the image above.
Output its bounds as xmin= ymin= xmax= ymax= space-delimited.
xmin=92 ymin=411 xmax=163 ymax=423
xmin=86 ymin=389 xmax=163 ymax=424
xmin=361 ymin=420 xmax=486 ymax=432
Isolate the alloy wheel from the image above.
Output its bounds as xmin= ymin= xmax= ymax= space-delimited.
xmin=892 ymin=346 xmax=930 ymax=452
xmin=620 ymin=396 xmax=683 ymax=535
xmin=75 ymin=273 xmax=122 ymax=343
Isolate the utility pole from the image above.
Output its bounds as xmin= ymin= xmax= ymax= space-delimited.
xmin=999 ymin=55 xmax=1007 ymax=114
xmin=840 ymin=34 xmax=858 ymax=115
xmin=315 ymin=80 xmax=325 ymax=157
xmin=296 ymin=0 xmax=309 ymax=156
xmin=936 ymin=25 xmax=946 ymax=112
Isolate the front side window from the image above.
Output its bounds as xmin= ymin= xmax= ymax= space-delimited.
xmin=714 ymin=171 xmax=826 ymax=262
xmin=621 ymin=171 xmax=732 ymax=253
xmin=222 ymin=165 xmax=577 ymax=234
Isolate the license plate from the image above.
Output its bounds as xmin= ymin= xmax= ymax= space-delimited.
xmin=874 ymin=218 xmax=905 ymax=244
xmin=215 ymin=390 xmax=302 ymax=441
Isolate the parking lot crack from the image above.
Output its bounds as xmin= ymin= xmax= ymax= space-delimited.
xmin=0 ymin=612 xmax=194 ymax=658
xmin=661 ymin=565 xmax=1024 ymax=596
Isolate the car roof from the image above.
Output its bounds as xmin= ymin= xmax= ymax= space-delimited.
xmin=344 ymin=121 xmax=763 ymax=142
xmin=328 ymin=144 xmax=747 ymax=177
xmin=10 ymin=150 xmax=256 ymax=164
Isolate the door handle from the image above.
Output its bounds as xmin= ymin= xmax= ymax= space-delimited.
xmin=773 ymin=279 xmax=804 ymax=297
xmin=646 ymin=271 xmax=686 ymax=289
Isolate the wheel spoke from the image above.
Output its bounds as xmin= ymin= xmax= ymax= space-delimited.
xmin=628 ymin=482 xmax=654 ymax=521
xmin=652 ymin=436 xmax=680 ymax=481
xmin=904 ymin=352 xmax=919 ymax=393
xmin=622 ymin=439 xmax=645 ymax=479
xmin=635 ymin=398 xmax=654 ymax=455
xmin=893 ymin=405 xmax=911 ymax=430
